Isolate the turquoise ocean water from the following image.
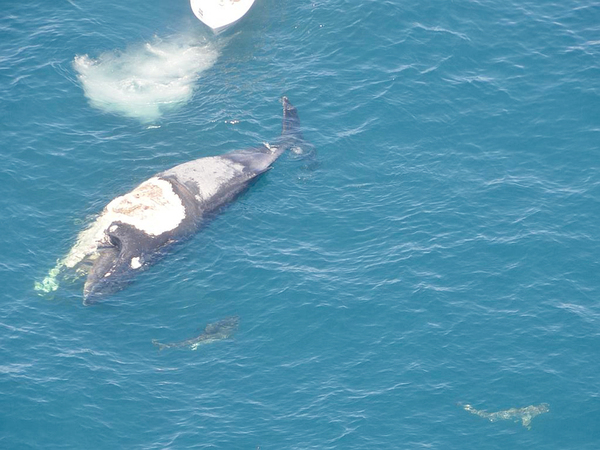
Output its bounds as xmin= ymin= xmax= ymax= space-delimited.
xmin=1 ymin=0 xmax=599 ymax=448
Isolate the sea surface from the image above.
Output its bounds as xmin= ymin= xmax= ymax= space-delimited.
xmin=1 ymin=0 xmax=599 ymax=448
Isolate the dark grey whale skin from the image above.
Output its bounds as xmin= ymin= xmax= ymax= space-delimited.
xmin=83 ymin=98 xmax=303 ymax=304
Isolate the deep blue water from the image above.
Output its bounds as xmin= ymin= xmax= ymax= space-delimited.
xmin=2 ymin=0 xmax=600 ymax=448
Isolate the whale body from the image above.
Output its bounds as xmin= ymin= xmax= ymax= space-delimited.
xmin=38 ymin=98 xmax=303 ymax=304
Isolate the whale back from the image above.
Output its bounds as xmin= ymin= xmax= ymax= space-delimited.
xmin=161 ymin=97 xmax=304 ymax=212
xmin=160 ymin=155 xmax=252 ymax=211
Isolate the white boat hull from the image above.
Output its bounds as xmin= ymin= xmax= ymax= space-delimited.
xmin=190 ymin=0 xmax=256 ymax=34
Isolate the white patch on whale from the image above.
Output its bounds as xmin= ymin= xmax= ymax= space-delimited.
xmin=62 ymin=177 xmax=185 ymax=269
xmin=162 ymin=156 xmax=245 ymax=203
xmin=73 ymin=34 xmax=219 ymax=123
xmin=130 ymin=257 xmax=142 ymax=269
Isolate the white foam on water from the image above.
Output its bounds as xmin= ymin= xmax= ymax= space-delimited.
xmin=73 ymin=35 xmax=219 ymax=122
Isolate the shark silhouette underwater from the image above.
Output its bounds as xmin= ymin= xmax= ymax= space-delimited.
xmin=460 ymin=402 xmax=550 ymax=429
xmin=152 ymin=316 xmax=239 ymax=351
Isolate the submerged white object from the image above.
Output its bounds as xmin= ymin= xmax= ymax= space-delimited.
xmin=73 ymin=36 xmax=218 ymax=123
xmin=190 ymin=0 xmax=256 ymax=34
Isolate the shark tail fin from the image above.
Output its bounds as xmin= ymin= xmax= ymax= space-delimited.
xmin=152 ymin=339 xmax=167 ymax=351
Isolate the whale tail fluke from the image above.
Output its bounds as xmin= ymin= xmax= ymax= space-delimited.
xmin=280 ymin=96 xmax=316 ymax=164
xmin=281 ymin=96 xmax=302 ymax=141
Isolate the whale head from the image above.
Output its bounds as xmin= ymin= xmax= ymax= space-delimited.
xmin=82 ymin=223 xmax=150 ymax=305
